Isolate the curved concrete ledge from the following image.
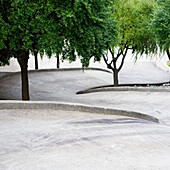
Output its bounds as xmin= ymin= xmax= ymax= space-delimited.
xmin=28 ymin=67 xmax=112 ymax=73
xmin=0 ymin=67 xmax=111 ymax=80
xmin=0 ymin=101 xmax=159 ymax=123
xmin=77 ymin=85 xmax=170 ymax=94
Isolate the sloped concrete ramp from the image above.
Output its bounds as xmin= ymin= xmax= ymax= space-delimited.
xmin=0 ymin=109 xmax=170 ymax=170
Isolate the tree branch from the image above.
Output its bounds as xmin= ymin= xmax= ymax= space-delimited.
xmin=118 ymin=46 xmax=128 ymax=72
xmin=109 ymin=47 xmax=114 ymax=58
xmin=115 ymin=47 xmax=123 ymax=60
xmin=103 ymin=54 xmax=113 ymax=70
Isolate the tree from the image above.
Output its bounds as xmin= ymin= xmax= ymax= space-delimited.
xmin=0 ymin=0 xmax=56 ymax=100
xmin=0 ymin=0 xmax=117 ymax=100
xmin=102 ymin=0 xmax=158 ymax=86
xmin=151 ymin=0 xmax=170 ymax=59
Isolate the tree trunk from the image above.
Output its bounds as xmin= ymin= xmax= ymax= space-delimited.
xmin=56 ymin=54 xmax=60 ymax=68
xmin=112 ymin=60 xmax=119 ymax=86
xmin=113 ymin=70 xmax=119 ymax=87
xmin=17 ymin=50 xmax=30 ymax=100
xmin=34 ymin=51 xmax=38 ymax=70
xmin=167 ymin=49 xmax=170 ymax=60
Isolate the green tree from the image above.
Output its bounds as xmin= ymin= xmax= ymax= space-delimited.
xmin=151 ymin=0 xmax=170 ymax=59
xmin=0 ymin=0 xmax=117 ymax=100
xmin=102 ymin=0 xmax=158 ymax=86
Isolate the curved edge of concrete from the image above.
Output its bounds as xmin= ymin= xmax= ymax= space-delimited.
xmin=0 ymin=67 xmax=111 ymax=80
xmin=0 ymin=101 xmax=159 ymax=123
xmin=77 ymin=86 xmax=170 ymax=94
xmin=28 ymin=67 xmax=112 ymax=73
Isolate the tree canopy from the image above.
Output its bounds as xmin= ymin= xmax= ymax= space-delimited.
xmin=102 ymin=0 xmax=158 ymax=85
xmin=0 ymin=0 xmax=118 ymax=66
xmin=115 ymin=0 xmax=158 ymax=56
xmin=151 ymin=0 xmax=170 ymax=59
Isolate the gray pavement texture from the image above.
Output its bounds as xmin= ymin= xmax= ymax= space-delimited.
xmin=0 ymin=55 xmax=170 ymax=169
xmin=0 ymin=109 xmax=170 ymax=170
xmin=0 ymin=67 xmax=169 ymax=124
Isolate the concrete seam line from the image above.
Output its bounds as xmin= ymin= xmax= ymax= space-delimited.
xmin=0 ymin=101 xmax=159 ymax=123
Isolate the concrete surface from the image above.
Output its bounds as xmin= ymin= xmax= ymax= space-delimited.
xmin=0 ymin=69 xmax=169 ymax=124
xmin=0 ymin=54 xmax=170 ymax=169
xmin=155 ymin=54 xmax=170 ymax=73
xmin=0 ymin=101 xmax=159 ymax=123
xmin=0 ymin=109 xmax=170 ymax=170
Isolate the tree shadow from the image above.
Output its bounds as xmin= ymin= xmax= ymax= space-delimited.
xmin=69 ymin=118 xmax=153 ymax=125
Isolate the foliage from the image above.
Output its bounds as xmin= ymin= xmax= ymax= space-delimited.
xmin=0 ymin=0 xmax=117 ymax=66
xmin=115 ymin=0 xmax=158 ymax=56
xmin=151 ymin=0 xmax=170 ymax=56
xmin=61 ymin=0 xmax=118 ymax=67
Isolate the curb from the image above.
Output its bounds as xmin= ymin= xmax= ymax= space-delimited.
xmin=28 ymin=67 xmax=112 ymax=73
xmin=0 ymin=67 xmax=111 ymax=80
xmin=0 ymin=101 xmax=159 ymax=123
xmin=77 ymin=86 xmax=170 ymax=94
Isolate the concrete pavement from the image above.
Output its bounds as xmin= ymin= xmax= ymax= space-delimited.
xmin=0 ymin=109 xmax=170 ymax=170
xmin=0 ymin=54 xmax=170 ymax=169
xmin=0 ymin=68 xmax=169 ymax=123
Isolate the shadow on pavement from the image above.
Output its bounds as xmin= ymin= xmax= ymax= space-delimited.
xmin=69 ymin=118 xmax=153 ymax=125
